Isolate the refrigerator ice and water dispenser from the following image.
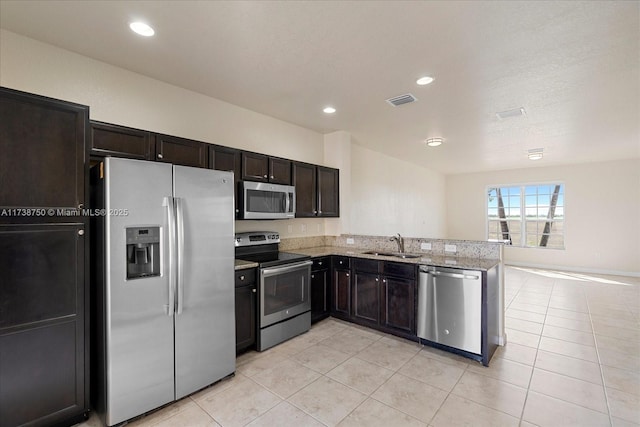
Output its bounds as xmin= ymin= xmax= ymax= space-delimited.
xmin=126 ymin=226 xmax=160 ymax=279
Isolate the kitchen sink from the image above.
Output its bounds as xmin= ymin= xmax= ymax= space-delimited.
xmin=362 ymin=251 xmax=421 ymax=259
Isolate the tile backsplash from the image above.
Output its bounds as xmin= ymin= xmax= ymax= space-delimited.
xmin=280 ymin=234 xmax=503 ymax=259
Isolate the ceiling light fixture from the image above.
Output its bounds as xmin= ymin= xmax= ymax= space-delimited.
xmin=416 ymin=76 xmax=434 ymax=86
xmin=425 ymin=137 xmax=443 ymax=147
xmin=496 ymin=107 xmax=526 ymax=120
xmin=129 ymin=22 xmax=155 ymax=37
xmin=323 ymin=106 xmax=336 ymax=114
xmin=527 ymin=148 xmax=544 ymax=160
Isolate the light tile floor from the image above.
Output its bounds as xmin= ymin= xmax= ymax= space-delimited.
xmin=80 ymin=266 xmax=640 ymax=426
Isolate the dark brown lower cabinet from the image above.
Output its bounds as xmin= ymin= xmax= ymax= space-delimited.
xmin=311 ymin=257 xmax=330 ymax=323
xmin=352 ymin=271 xmax=381 ymax=326
xmin=381 ymin=276 xmax=416 ymax=334
xmin=235 ymin=269 xmax=257 ymax=354
xmin=0 ymin=224 xmax=88 ymax=427
xmin=331 ymin=258 xmax=351 ymax=320
xmin=326 ymin=255 xmax=418 ymax=340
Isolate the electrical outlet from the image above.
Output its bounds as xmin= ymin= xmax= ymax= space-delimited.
xmin=346 ymin=238 xmax=355 ymax=245
xmin=444 ymin=244 xmax=457 ymax=253
xmin=420 ymin=242 xmax=432 ymax=250
xmin=287 ymin=225 xmax=293 ymax=233
xmin=301 ymin=224 xmax=307 ymax=233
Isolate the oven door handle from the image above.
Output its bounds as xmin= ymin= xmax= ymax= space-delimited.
xmin=261 ymin=260 xmax=313 ymax=277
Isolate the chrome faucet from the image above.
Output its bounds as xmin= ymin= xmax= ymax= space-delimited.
xmin=390 ymin=233 xmax=405 ymax=253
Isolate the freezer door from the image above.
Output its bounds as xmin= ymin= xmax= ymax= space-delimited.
xmin=103 ymin=158 xmax=175 ymax=426
xmin=173 ymin=165 xmax=236 ymax=399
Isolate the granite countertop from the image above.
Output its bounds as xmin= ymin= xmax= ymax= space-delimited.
xmin=235 ymin=245 xmax=500 ymax=271
xmin=234 ymin=259 xmax=259 ymax=270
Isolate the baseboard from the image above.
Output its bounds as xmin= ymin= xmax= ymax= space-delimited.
xmin=505 ymin=261 xmax=640 ymax=278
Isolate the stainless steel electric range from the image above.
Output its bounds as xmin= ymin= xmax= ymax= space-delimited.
xmin=234 ymin=232 xmax=312 ymax=351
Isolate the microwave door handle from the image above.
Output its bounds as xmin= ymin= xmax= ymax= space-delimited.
xmin=285 ymin=192 xmax=290 ymax=213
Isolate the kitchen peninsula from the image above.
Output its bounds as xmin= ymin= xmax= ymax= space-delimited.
xmin=235 ymin=234 xmax=503 ymax=366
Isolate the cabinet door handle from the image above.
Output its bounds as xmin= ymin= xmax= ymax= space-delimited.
xmin=157 ymin=153 xmax=163 ymax=159
xmin=375 ymin=278 xmax=379 ymax=282
xmin=252 ymin=288 xmax=257 ymax=293
xmin=263 ymin=174 xmax=268 ymax=178
xmin=318 ymin=261 xmax=323 ymax=265
xmin=313 ymin=210 xmax=318 ymax=214
xmin=346 ymin=273 xmax=350 ymax=277
xmin=239 ymin=275 xmax=245 ymax=281
xmin=78 ymin=229 xmax=84 ymax=236
xmin=318 ymin=210 xmax=322 ymax=214
xmin=383 ymin=279 xmax=386 ymax=283
xmin=270 ymin=175 xmax=274 ymax=179
xmin=311 ymin=274 xmax=315 ymax=279
xmin=78 ymin=203 xmax=84 ymax=209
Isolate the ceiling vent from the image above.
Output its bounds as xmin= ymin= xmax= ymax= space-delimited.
xmin=386 ymin=93 xmax=417 ymax=107
xmin=496 ymin=107 xmax=526 ymax=120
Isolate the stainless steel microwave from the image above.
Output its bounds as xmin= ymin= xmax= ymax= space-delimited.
xmin=240 ymin=181 xmax=296 ymax=219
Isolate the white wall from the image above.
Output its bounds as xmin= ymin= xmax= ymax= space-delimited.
xmin=0 ymin=30 xmax=323 ymax=163
xmin=0 ymin=29 xmax=328 ymax=238
xmin=1 ymin=29 xmax=449 ymax=241
xmin=324 ymin=131 xmax=352 ymax=236
xmin=350 ymin=144 xmax=447 ymax=238
xmin=446 ymin=159 xmax=640 ymax=275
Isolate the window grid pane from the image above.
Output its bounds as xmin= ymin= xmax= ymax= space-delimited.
xmin=487 ymin=184 xmax=564 ymax=249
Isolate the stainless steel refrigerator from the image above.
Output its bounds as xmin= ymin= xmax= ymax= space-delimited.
xmin=92 ymin=157 xmax=235 ymax=426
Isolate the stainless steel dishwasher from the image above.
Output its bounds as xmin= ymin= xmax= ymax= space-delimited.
xmin=417 ymin=265 xmax=482 ymax=355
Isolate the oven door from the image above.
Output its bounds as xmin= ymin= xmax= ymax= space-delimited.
xmin=259 ymin=260 xmax=312 ymax=328
xmin=242 ymin=181 xmax=296 ymax=219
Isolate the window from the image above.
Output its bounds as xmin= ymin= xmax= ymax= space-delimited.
xmin=487 ymin=184 xmax=564 ymax=249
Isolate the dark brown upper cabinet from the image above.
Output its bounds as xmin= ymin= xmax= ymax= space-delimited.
xmin=241 ymin=152 xmax=291 ymax=185
xmin=292 ymin=162 xmax=317 ymax=217
xmin=317 ymin=166 xmax=339 ymax=217
xmin=90 ymin=121 xmax=153 ymax=160
xmin=209 ymin=145 xmax=241 ymax=176
xmin=155 ymin=134 xmax=207 ymax=168
xmin=241 ymin=152 xmax=269 ymax=182
xmin=292 ymin=162 xmax=339 ymax=218
xmin=0 ymin=87 xmax=88 ymax=213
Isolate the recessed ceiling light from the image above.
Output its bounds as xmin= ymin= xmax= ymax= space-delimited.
xmin=129 ymin=22 xmax=155 ymax=37
xmin=425 ymin=137 xmax=443 ymax=147
xmin=416 ymin=76 xmax=434 ymax=86
xmin=528 ymin=148 xmax=543 ymax=160
xmin=323 ymin=106 xmax=336 ymax=114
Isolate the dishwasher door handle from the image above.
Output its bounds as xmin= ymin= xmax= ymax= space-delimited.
xmin=430 ymin=271 xmax=479 ymax=280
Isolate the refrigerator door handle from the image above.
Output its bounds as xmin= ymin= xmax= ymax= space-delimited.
xmin=175 ymin=197 xmax=185 ymax=315
xmin=164 ymin=196 xmax=176 ymax=316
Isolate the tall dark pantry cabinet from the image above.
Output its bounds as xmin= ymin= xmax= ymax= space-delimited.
xmin=0 ymin=87 xmax=90 ymax=426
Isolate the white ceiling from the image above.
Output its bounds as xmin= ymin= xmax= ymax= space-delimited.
xmin=1 ymin=1 xmax=638 ymax=175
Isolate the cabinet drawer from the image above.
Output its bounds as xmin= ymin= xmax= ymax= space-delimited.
xmin=353 ymin=258 xmax=381 ymax=273
xmin=235 ymin=268 xmax=256 ymax=287
xmin=384 ymin=261 xmax=416 ymax=279
xmin=312 ymin=257 xmax=330 ymax=271
xmin=333 ymin=256 xmax=351 ymax=269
